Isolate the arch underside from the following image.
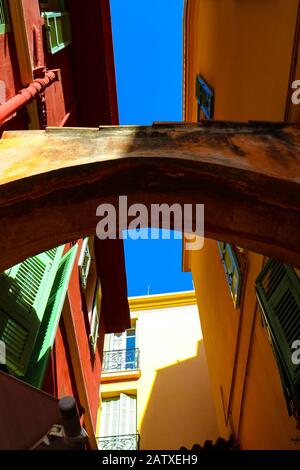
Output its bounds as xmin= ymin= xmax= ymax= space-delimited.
xmin=0 ymin=121 xmax=299 ymax=270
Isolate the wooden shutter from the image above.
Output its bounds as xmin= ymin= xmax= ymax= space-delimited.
xmin=0 ymin=246 xmax=64 ymax=375
xmin=23 ymin=245 xmax=78 ymax=388
xmin=100 ymin=398 xmax=120 ymax=437
xmin=256 ymin=260 xmax=300 ymax=387
xmin=218 ymin=242 xmax=242 ymax=308
xmin=119 ymin=393 xmax=137 ymax=436
xmin=106 ymin=332 xmax=126 ymax=352
xmin=89 ymin=281 xmax=101 ymax=353
xmin=78 ymin=237 xmax=92 ymax=290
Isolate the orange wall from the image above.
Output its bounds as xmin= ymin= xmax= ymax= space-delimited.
xmin=185 ymin=0 xmax=298 ymax=122
xmin=190 ymin=242 xmax=300 ymax=448
xmin=185 ymin=0 xmax=300 ymax=449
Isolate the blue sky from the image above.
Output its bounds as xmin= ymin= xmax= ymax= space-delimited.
xmin=110 ymin=0 xmax=193 ymax=296
xmin=111 ymin=0 xmax=184 ymax=125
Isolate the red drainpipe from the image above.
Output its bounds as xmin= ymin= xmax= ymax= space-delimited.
xmin=0 ymin=70 xmax=58 ymax=125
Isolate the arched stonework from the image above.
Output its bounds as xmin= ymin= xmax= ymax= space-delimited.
xmin=0 ymin=121 xmax=299 ymax=270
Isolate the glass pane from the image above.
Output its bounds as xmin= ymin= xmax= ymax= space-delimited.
xmin=224 ymin=246 xmax=233 ymax=276
xmin=126 ymin=330 xmax=136 ymax=369
xmin=232 ymin=269 xmax=239 ymax=297
xmin=126 ymin=330 xmax=136 ymax=349
xmin=56 ymin=16 xmax=63 ymax=45
xmin=49 ymin=17 xmax=58 ymax=49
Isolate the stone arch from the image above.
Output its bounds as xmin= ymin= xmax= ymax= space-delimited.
xmin=0 ymin=121 xmax=299 ymax=270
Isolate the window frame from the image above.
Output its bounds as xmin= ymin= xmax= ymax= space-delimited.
xmin=99 ymin=393 xmax=137 ymax=440
xmin=196 ymin=75 xmax=214 ymax=120
xmin=218 ymin=242 xmax=243 ymax=309
xmin=89 ymin=280 xmax=101 ymax=354
xmin=78 ymin=237 xmax=92 ymax=291
xmin=42 ymin=10 xmax=72 ymax=54
xmin=103 ymin=325 xmax=139 ymax=372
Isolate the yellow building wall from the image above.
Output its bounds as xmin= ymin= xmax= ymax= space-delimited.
xmin=184 ymin=0 xmax=298 ymax=122
xmin=97 ymin=296 xmax=219 ymax=450
xmin=185 ymin=0 xmax=300 ymax=449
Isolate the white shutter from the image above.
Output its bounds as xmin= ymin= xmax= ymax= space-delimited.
xmin=89 ymin=282 xmax=101 ymax=353
xmin=105 ymin=332 xmax=126 ymax=351
xmin=100 ymin=398 xmax=120 ymax=437
xmin=105 ymin=332 xmax=126 ymax=370
xmin=118 ymin=394 xmax=136 ymax=436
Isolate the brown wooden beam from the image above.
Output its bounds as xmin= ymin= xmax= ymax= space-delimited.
xmin=94 ymin=238 xmax=130 ymax=333
xmin=0 ymin=121 xmax=300 ymax=270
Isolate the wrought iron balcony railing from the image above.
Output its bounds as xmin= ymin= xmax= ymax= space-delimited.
xmin=102 ymin=348 xmax=140 ymax=373
xmin=97 ymin=433 xmax=140 ymax=450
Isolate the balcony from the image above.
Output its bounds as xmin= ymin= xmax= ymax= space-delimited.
xmin=97 ymin=433 xmax=140 ymax=450
xmin=102 ymin=348 xmax=140 ymax=373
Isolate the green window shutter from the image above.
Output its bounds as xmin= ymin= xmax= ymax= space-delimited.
xmin=89 ymin=281 xmax=101 ymax=353
xmin=0 ymin=0 xmax=10 ymax=34
xmin=42 ymin=11 xmax=72 ymax=54
xmin=217 ymin=242 xmax=242 ymax=308
xmin=256 ymin=260 xmax=300 ymax=390
xmin=23 ymin=244 xmax=78 ymax=389
xmin=0 ymin=246 xmax=64 ymax=376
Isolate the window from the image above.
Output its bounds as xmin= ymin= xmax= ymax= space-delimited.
xmin=256 ymin=259 xmax=300 ymax=416
xmin=103 ymin=328 xmax=139 ymax=372
xmin=0 ymin=0 xmax=10 ymax=34
xmin=196 ymin=75 xmax=214 ymax=120
xmin=78 ymin=237 xmax=92 ymax=290
xmin=98 ymin=394 xmax=138 ymax=450
xmin=89 ymin=281 xmax=101 ymax=354
xmin=0 ymin=245 xmax=78 ymax=387
xmin=22 ymin=245 xmax=78 ymax=388
xmin=42 ymin=11 xmax=71 ymax=54
xmin=218 ymin=242 xmax=242 ymax=309
xmin=0 ymin=246 xmax=65 ymax=376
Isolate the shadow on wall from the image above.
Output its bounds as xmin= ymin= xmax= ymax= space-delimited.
xmin=139 ymin=340 xmax=219 ymax=450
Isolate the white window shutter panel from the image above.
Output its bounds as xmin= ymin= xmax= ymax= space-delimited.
xmin=100 ymin=398 xmax=120 ymax=437
xmin=119 ymin=394 xmax=136 ymax=435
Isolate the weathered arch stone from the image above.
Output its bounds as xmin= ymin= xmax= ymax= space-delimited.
xmin=0 ymin=121 xmax=299 ymax=270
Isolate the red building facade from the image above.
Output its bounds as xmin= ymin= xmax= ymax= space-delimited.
xmin=0 ymin=0 xmax=129 ymax=449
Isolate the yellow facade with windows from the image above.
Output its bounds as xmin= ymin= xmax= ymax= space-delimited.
xmin=96 ymin=291 xmax=219 ymax=450
xmin=183 ymin=0 xmax=300 ymax=449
